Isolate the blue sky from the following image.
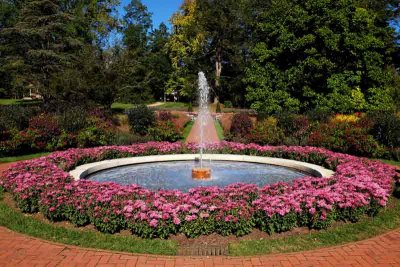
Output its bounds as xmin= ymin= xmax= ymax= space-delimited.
xmin=119 ymin=0 xmax=183 ymax=28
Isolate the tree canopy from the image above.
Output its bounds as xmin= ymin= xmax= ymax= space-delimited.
xmin=0 ymin=0 xmax=398 ymax=112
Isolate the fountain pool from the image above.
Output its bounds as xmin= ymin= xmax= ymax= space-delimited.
xmin=86 ymin=160 xmax=308 ymax=191
xmin=70 ymin=154 xmax=334 ymax=192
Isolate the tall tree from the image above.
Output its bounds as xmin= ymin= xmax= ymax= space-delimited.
xmin=167 ymin=0 xmax=270 ymax=105
xmin=147 ymin=23 xmax=172 ymax=100
xmin=0 ymin=0 xmax=84 ymax=101
xmin=0 ymin=0 xmax=119 ymax=104
xmin=166 ymin=0 xmax=203 ymax=100
xmin=116 ymin=0 xmax=155 ymax=103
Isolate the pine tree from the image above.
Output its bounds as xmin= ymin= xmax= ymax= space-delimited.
xmin=0 ymin=0 xmax=84 ymax=101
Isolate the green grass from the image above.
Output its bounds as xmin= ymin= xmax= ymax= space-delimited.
xmin=182 ymin=120 xmax=194 ymax=141
xmin=0 ymin=98 xmax=41 ymax=106
xmin=0 ymin=99 xmax=20 ymax=105
xmin=0 ymin=191 xmax=177 ymax=255
xmin=0 ymin=152 xmax=50 ymax=163
xmin=379 ymin=159 xmax=400 ymax=167
xmin=229 ymin=197 xmax=400 ymax=256
xmin=155 ymin=102 xmax=189 ymax=111
xmin=111 ymin=102 xmax=135 ymax=112
xmin=214 ymin=120 xmax=224 ymax=140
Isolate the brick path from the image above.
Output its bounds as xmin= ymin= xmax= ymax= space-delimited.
xmin=1 ymin=226 xmax=400 ymax=266
xmin=186 ymin=114 xmax=220 ymax=144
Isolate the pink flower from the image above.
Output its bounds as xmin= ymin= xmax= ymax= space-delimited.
xmin=200 ymin=212 xmax=209 ymax=218
xmin=173 ymin=217 xmax=181 ymax=225
xmin=149 ymin=219 xmax=158 ymax=228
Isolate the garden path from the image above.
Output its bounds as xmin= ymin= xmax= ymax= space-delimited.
xmin=186 ymin=113 xmax=220 ymax=144
xmin=1 ymin=225 xmax=400 ymax=266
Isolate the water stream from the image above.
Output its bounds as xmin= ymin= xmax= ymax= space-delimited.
xmin=198 ymin=72 xmax=210 ymax=168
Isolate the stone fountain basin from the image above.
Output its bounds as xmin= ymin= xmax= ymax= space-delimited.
xmin=69 ymin=154 xmax=334 ymax=181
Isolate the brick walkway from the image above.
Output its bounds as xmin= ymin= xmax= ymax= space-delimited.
xmin=186 ymin=114 xmax=220 ymax=144
xmin=1 ymin=226 xmax=400 ymax=266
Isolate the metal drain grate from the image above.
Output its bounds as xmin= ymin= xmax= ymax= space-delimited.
xmin=178 ymin=245 xmax=229 ymax=256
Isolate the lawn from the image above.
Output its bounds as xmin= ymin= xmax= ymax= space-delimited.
xmin=182 ymin=120 xmax=194 ymax=141
xmin=0 ymin=152 xmax=50 ymax=163
xmin=380 ymin=159 xmax=400 ymax=167
xmin=214 ymin=120 xmax=224 ymax=140
xmin=154 ymin=102 xmax=189 ymax=111
xmin=0 ymin=99 xmax=20 ymax=105
xmin=111 ymin=102 xmax=135 ymax=112
xmin=0 ymin=98 xmax=41 ymax=106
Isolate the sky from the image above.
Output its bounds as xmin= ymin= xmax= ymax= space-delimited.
xmin=119 ymin=0 xmax=183 ymax=29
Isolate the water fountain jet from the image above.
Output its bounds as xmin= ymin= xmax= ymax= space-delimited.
xmin=192 ymin=72 xmax=211 ymax=179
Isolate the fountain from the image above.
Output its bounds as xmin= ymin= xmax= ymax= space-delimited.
xmin=76 ymin=74 xmax=332 ymax=191
xmin=192 ymin=72 xmax=212 ymax=180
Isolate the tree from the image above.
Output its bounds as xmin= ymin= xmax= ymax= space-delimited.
xmin=0 ymin=0 xmax=119 ymax=106
xmin=48 ymin=46 xmax=118 ymax=109
xmin=245 ymin=0 xmax=398 ymax=114
xmin=0 ymin=0 xmax=84 ymax=101
xmin=194 ymin=0 xmax=250 ymax=102
xmin=123 ymin=0 xmax=152 ymax=52
xmin=114 ymin=0 xmax=157 ymax=104
xmin=167 ymin=0 xmax=271 ymax=106
xmin=147 ymin=23 xmax=173 ymax=100
xmin=166 ymin=0 xmax=204 ymax=100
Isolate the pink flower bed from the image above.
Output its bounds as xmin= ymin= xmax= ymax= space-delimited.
xmin=0 ymin=142 xmax=396 ymax=238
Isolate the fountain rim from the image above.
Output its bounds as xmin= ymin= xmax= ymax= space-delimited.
xmin=69 ymin=154 xmax=335 ymax=181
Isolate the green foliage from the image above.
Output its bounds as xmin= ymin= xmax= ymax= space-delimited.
xmin=187 ymin=102 xmax=193 ymax=112
xmin=0 ymin=0 xmax=83 ymax=100
xmin=245 ymin=0 xmax=398 ymax=114
xmin=308 ymin=120 xmax=383 ymax=157
xmin=0 ymin=0 xmax=119 ymax=106
xmin=368 ymin=112 xmax=400 ymax=148
xmin=0 ymin=108 xmax=116 ymax=156
xmin=58 ymin=107 xmax=88 ymax=133
xmin=149 ymin=121 xmax=182 ymax=142
xmin=115 ymin=2 xmax=172 ymax=104
xmin=182 ymin=120 xmax=194 ymax=141
xmin=0 ymin=105 xmax=40 ymax=132
xmin=127 ymin=105 xmax=156 ymax=135
xmin=249 ymin=118 xmax=285 ymax=145
xmin=111 ymin=132 xmax=153 ymax=146
xmin=223 ymin=101 xmax=233 ymax=108
xmin=49 ymin=47 xmax=118 ymax=107
xmin=277 ymin=113 xmax=311 ymax=145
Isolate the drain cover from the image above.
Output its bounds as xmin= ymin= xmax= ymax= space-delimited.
xmin=178 ymin=245 xmax=228 ymax=256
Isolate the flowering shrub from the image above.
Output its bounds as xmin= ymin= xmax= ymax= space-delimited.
xmin=230 ymin=113 xmax=253 ymax=138
xmin=308 ymin=121 xmax=383 ymax=157
xmin=149 ymin=121 xmax=182 ymax=142
xmin=249 ymin=117 xmax=285 ymax=145
xmin=0 ymin=142 xmax=396 ymax=238
xmin=0 ymin=109 xmax=116 ymax=156
xmin=330 ymin=114 xmax=360 ymax=124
